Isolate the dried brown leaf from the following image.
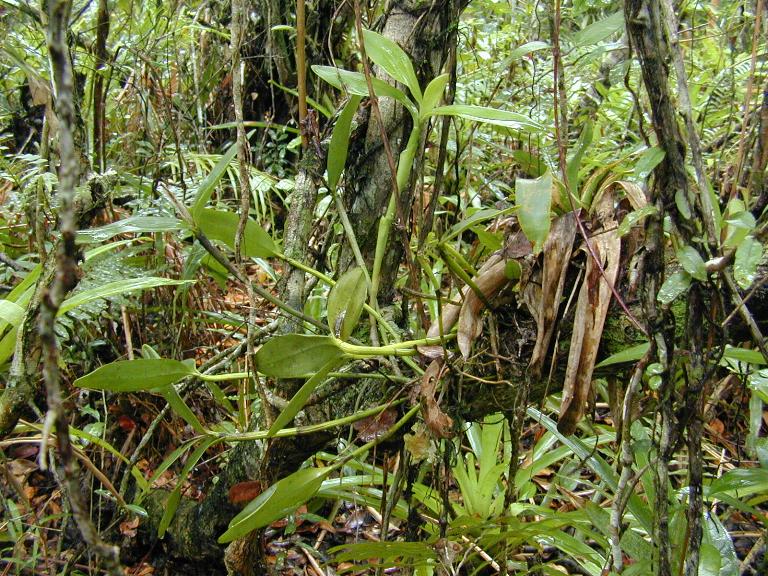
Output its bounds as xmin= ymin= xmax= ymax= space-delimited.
xmin=559 ymin=193 xmax=621 ymax=434
xmin=529 ymin=212 xmax=577 ymax=378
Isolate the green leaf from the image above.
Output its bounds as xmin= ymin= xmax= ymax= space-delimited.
xmin=158 ymin=436 xmax=219 ymax=538
xmin=723 ymin=345 xmax=767 ymax=365
xmin=677 ymin=245 xmax=707 ymax=281
xmin=516 ymin=172 xmax=552 ymax=254
xmin=267 ymin=358 xmax=342 ymax=437
xmin=526 ymin=407 xmax=653 ymax=534
xmin=160 ymin=386 xmax=206 ymax=434
xmin=219 ymin=466 xmax=330 ymax=542
xmin=618 ymin=205 xmax=657 ymax=236
xmin=633 ymin=147 xmax=665 ymax=181
xmin=312 ymin=66 xmax=415 ymax=114
xmin=420 ymin=74 xmax=449 ymax=119
xmin=507 ymin=41 xmax=549 ymax=61
xmin=657 ymin=271 xmax=691 ymax=305
xmin=76 ymin=216 xmax=186 ymax=244
xmin=699 ymin=544 xmax=722 ymax=576
xmin=331 ymin=541 xmax=437 ymax=566
xmin=362 ymin=29 xmax=422 ymax=102
xmin=431 ymin=104 xmax=542 ymax=132
xmin=723 ymin=209 xmax=755 ymax=249
xmin=566 ymin=122 xmax=593 ymax=194
xmin=0 ymin=300 xmax=23 ymax=327
xmin=327 ymin=267 xmax=368 ymax=341
xmin=190 ymin=145 xmax=239 ymax=219
xmin=255 ymin=334 xmax=345 ymax=378
xmin=60 ymin=278 xmax=195 ymax=316
xmin=196 ymin=208 xmax=277 ymax=258
xmin=595 ymin=342 xmax=650 ymax=368
xmin=327 ymin=95 xmax=362 ymax=191
xmin=74 ymin=359 xmax=198 ymax=392
xmin=702 ymin=513 xmax=739 ymax=576
xmin=572 ymin=11 xmax=624 ymax=47
xmin=734 ymin=237 xmax=763 ymax=289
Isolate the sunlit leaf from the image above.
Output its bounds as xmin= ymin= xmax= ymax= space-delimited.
xmin=0 ymin=300 xmax=23 ymax=327
xmin=190 ymin=145 xmax=239 ymax=219
xmin=633 ymin=146 xmax=665 ymax=181
xmin=420 ymin=74 xmax=449 ymax=119
xmin=60 ymin=278 xmax=194 ymax=316
xmin=312 ymin=65 xmax=414 ymax=114
xmin=362 ymin=29 xmax=422 ymax=102
xmin=572 ymin=10 xmax=624 ymax=47
xmin=76 ymin=216 xmax=186 ymax=244
xmin=507 ymin=40 xmax=549 ymax=61
xmin=432 ymin=104 xmax=542 ymax=132
xmin=196 ymin=208 xmax=277 ymax=258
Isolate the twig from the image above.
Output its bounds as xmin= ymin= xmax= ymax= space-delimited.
xmin=41 ymin=2 xmax=122 ymax=573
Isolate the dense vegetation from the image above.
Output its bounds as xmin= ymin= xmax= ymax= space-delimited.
xmin=1 ymin=0 xmax=767 ymax=574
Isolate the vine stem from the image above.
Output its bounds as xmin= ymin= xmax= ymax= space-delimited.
xmin=40 ymin=2 xmax=122 ymax=573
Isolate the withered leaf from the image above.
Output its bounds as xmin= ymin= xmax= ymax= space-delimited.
xmin=559 ymin=192 xmax=621 ymax=435
xmin=529 ymin=211 xmax=577 ymax=378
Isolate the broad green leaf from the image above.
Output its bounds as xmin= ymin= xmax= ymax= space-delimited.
xmin=255 ymin=334 xmax=345 ymax=378
xmin=724 ymin=345 xmax=767 ymax=365
xmin=595 ymin=342 xmax=650 ymax=368
xmin=74 ymin=359 xmax=198 ymax=392
xmin=431 ymin=104 xmax=542 ymax=132
xmin=196 ymin=208 xmax=277 ymax=258
xmin=327 ymin=267 xmax=368 ymax=341
xmin=657 ymin=270 xmax=691 ymax=305
xmin=312 ymin=65 xmax=415 ymax=115
xmin=734 ymin=237 xmax=763 ymax=289
xmin=723 ymin=209 xmax=755 ymax=249
xmin=708 ymin=468 xmax=768 ymax=497
xmin=219 ymin=466 xmax=330 ymax=542
xmin=677 ymin=245 xmax=707 ymax=281
xmin=60 ymin=278 xmax=194 ymax=316
xmin=516 ymin=172 xmax=552 ymax=254
xmin=190 ymin=145 xmax=239 ymax=219
xmin=76 ymin=216 xmax=186 ymax=244
xmin=507 ymin=41 xmax=549 ymax=61
xmin=0 ymin=300 xmax=23 ymax=327
xmin=420 ymin=74 xmax=449 ymax=119
xmin=699 ymin=544 xmax=722 ymax=576
xmin=362 ymin=29 xmax=422 ymax=102
xmin=572 ymin=11 xmax=624 ymax=47
xmin=633 ymin=147 xmax=665 ymax=181
xmin=327 ymin=95 xmax=362 ymax=190
xmin=267 ymin=358 xmax=342 ymax=437
xmin=702 ymin=513 xmax=739 ymax=576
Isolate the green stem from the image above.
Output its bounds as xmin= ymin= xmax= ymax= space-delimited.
xmin=336 ymin=333 xmax=454 ymax=357
xmin=370 ymin=123 xmax=423 ymax=307
xmin=218 ymin=400 xmax=404 ymax=441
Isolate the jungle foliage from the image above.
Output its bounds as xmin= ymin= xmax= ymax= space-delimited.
xmin=1 ymin=0 xmax=767 ymax=574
